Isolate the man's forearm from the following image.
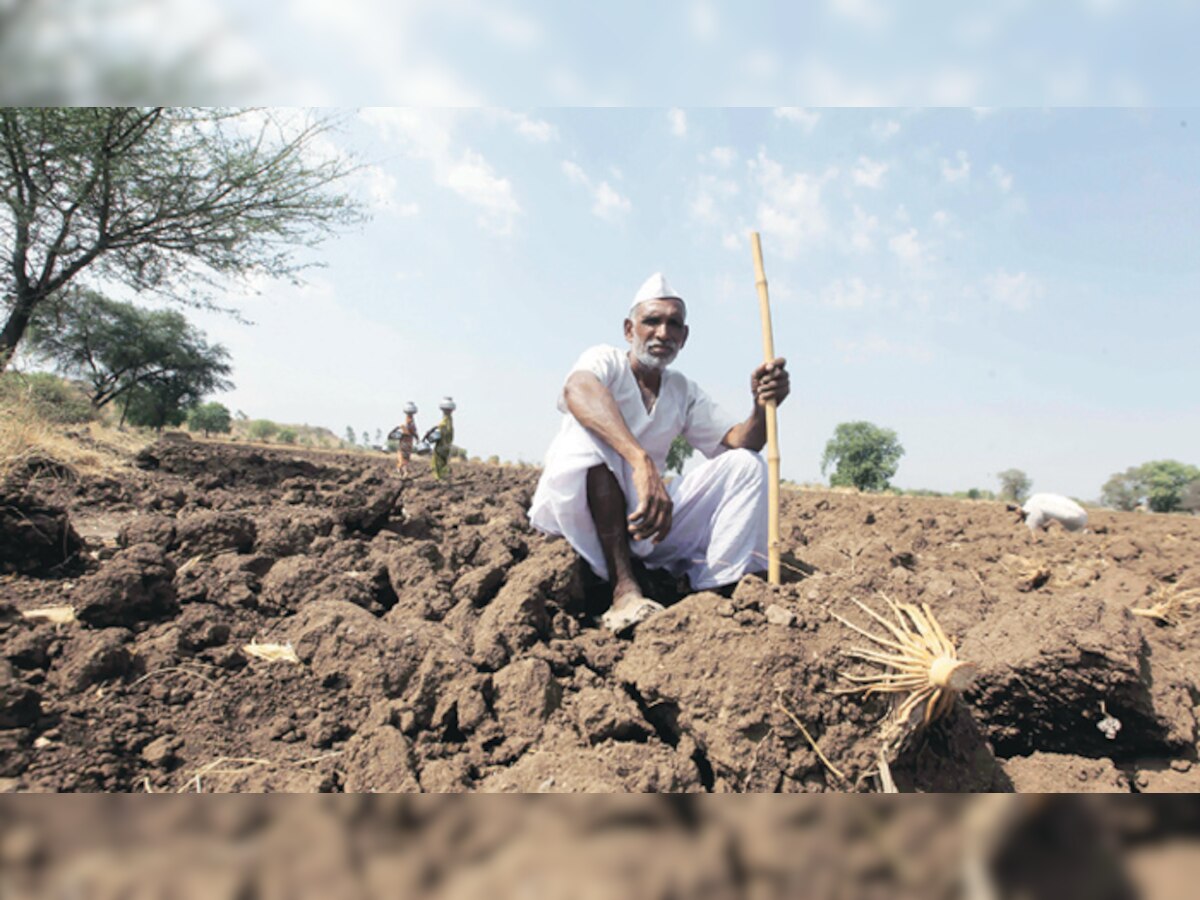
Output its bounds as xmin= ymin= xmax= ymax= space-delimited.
xmin=564 ymin=373 xmax=653 ymax=467
xmin=722 ymin=405 xmax=768 ymax=452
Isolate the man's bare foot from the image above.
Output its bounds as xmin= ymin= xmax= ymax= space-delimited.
xmin=600 ymin=592 xmax=665 ymax=634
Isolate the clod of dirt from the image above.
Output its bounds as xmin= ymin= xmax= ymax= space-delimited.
xmin=287 ymin=600 xmax=459 ymax=703
xmin=478 ymin=734 xmax=703 ymax=792
xmin=1130 ymin=759 xmax=1200 ymax=793
xmin=254 ymin=511 xmax=333 ymax=558
xmin=616 ymin=589 xmax=839 ymax=792
xmin=1001 ymin=752 xmax=1130 ymax=793
xmin=259 ymin=556 xmax=392 ymax=617
xmin=0 ymin=491 xmax=83 ymax=575
xmin=0 ymin=660 xmax=41 ymax=728
xmin=172 ymin=605 xmax=232 ymax=653
xmin=174 ymin=511 xmax=256 ymax=557
xmin=339 ymin=720 xmax=421 ymax=792
xmin=327 ymin=474 xmax=403 ymax=536
xmin=492 ymin=658 xmax=562 ymax=751
xmin=963 ymin=594 xmax=1187 ymax=759
xmin=570 ymin=686 xmax=650 ymax=744
xmin=74 ymin=544 xmax=178 ymax=628
xmin=49 ymin=628 xmax=134 ymax=693
xmin=116 ymin=514 xmax=177 ymax=551
xmin=5 ymin=621 xmax=55 ymax=671
xmin=471 ymin=541 xmax=582 ymax=671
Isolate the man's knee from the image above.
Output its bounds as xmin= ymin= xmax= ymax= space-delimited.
xmin=722 ymin=448 xmax=767 ymax=484
xmin=586 ymin=463 xmax=622 ymax=495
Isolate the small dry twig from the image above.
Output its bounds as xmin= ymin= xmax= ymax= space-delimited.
xmin=774 ymin=690 xmax=845 ymax=783
xmin=876 ymin=749 xmax=898 ymax=793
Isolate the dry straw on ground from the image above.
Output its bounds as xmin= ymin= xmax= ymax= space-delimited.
xmin=21 ymin=606 xmax=78 ymax=625
xmin=0 ymin=388 xmax=146 ymax=483
xmin=242 ymin=641 xmax=301 ymax=664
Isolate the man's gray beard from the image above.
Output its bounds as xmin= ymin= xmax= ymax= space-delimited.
xmin=633 ymin=344 xmax=677 ymax=370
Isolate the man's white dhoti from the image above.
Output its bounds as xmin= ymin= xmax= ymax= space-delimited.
xmin=529 ymin=345 xmax=768 ymax=590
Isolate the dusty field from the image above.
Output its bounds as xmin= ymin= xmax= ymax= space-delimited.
xmin=2 ymin=437 xmax=1198 ymax=793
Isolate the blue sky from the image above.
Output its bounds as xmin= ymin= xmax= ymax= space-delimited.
xmin=173 ymin=107 xmax=1200 ymax=501
xmin=6 ymin=3 xmax=1198 ymax=500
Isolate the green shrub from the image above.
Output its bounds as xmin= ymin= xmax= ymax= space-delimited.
xmin=246 ymin=419 xmax=279 ymax=440
xmin=276 ymin=428 xmax=297 ymax=444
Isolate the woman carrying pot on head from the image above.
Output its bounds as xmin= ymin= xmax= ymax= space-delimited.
xmin=423 ymin=397 xmax=456 ymax=480
xmin=388 ymin=402 xmax=420 ymax=471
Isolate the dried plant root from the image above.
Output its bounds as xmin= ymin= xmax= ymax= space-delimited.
xmin=832 ymin=594 xmax=977 ymax=728
xmin=1131 ymin=585 xmax=1200 ymax=626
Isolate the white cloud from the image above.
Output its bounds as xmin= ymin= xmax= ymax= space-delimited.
xmin=871 ymin=119 xmax=901 ymax=140
xmin=561 ymin=161 xmax=631 ymax=223
xmin=722 ymin=233 xmax=742 ymax=251
xmin=668 ymin=108 xmax=688 ymax=138
xmin=932 ymin=209 xmax=951 ymax=228
xmin=360 ymin=165 xmax=398 ymax=211
xmin=889 ymin=228 xmax=929 ymax=269
xmin=689 ymin=175 xmax=739 ymax=227
xmin=773 ymin=107 xmax=820 ymax=132
xmin=443 ymin=151 xmax=521 ymax=229
xmin=819 ymin=277 xmax=880 ymax=309
xmin=493 ymin=110 xmax=559 ymax=142
xmin=707 ymin=146 xmax=737 ymax=168
xmin=985 ymin=270 xmax=1043 ymax=311
xmin=592 ymin=182 xmax=632 ymax=221
xmin=941 ymin=150 xmax=971 ymax=183
xmin=990 ymin=163 xmax=1013 ymax=192
xmin=750 ymin=151 xmax=834 ymax=257
xmin=828 ymin=0 xmax=890 ymax=28
xmin=360 ymin=108 xmax=520 ymax=234
xmin=561 ymin=160 xmax=588 ymax=185
xmin=852 ymin=155 xmax=889 ymax=189
xmin=850 ymin=205 xmax=879 ymax=252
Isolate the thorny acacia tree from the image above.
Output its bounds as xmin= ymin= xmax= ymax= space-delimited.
xmin=0 ymin=107 xmax=362 ymax=370
xmin=28 ymin=288 xmax=232 ymax=409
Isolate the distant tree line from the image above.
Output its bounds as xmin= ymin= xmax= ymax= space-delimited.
xmin=816 ymin=422 xmax=1198 ymax=514
xmin=1101 ymin=461 xmax=1200 ymax=514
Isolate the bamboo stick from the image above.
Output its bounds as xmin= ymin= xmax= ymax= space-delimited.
xmin=750 ymin=232 xmax=781 ymax=585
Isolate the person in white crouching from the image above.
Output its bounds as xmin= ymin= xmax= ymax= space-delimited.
xmin=1013 ymin=492 xmax=1089 ymax=533
xmin=528 ymin=273 xmax=790 ymax=633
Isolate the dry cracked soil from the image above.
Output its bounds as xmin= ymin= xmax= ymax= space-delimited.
xmin=2 ymin=436 xmax=1198 ymax=793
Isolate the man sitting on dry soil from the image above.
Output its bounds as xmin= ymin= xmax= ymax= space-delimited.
xmin=528 ymin=272 xmax=789 ymax=632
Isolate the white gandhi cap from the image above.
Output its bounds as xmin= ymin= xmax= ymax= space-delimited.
xmin=629 ymin=272 xmax=685 ymax=319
